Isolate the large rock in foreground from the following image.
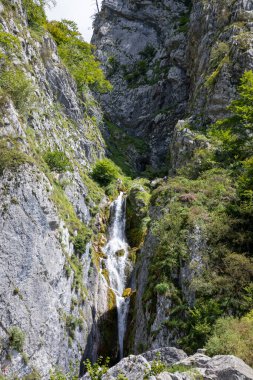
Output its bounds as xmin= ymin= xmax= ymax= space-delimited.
xmin=83 ymin=347 xmax=253 ymax=380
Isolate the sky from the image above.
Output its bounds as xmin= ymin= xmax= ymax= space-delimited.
xmin=46 ymin=0 xmax=103 ymax=42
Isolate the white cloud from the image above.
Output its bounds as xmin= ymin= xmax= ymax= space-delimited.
xmin=46 ymin=0 xmax=102 ymax=42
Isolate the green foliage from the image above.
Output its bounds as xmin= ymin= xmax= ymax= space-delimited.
xmin=209 ymin=42 xmax=230 ymax=69
xmin=73 ymin=234 xmax=88 ymax=257
xmin=205 ymin=310 xmax=253 ymax=366
xmin=144 ymin=355 xmax=198 ymax=379
xmin=139 ymin=44 xmax=156 ymax=61
xmin=0 ymin=138 xmax=29 ymax=176
xmin=139 ymin=71 xmax=253 ymax=355
xmin=144 ymin=356 xmax=168 ymax=378
xmin=46 ymin=20 xmax=112 ymax=93
xmin=126 ymin=183 xmax=151 ymax=247
xmin=84 ymin=357 xmax=110 ymax=380
xmin=8 ymin=326 xmax=25 ymax=352
xmin=51 ymin=182 xmax=91 ymax=243
xmin=143 ymin=163 xmax=253 ymax=352
xmin=65 ymin=314 xmax=83 ymax=339
xmin=44 ymin=150 xmax=72 ymax=173
xmin=155 ymin=282 xmax=170 ymax=295
xmin=0 ymin=66 xmax=35 ymax=114
xmin=205 ymin=55 xmax=229 ymax=88
xmin=121 ymin=44 xmax=167 ymax=88
xmin=23 ymin=370 xmax=41 ymax=380
xmin=0 ymin=25 xmax=21 ymax=59
xmin=66 ymin=252 xmax=88 ymax=300
xmin=178 ymin=13 xmax=190 ymax=33
xmin=50 ymin=362 xmax=79 ymax=380
xmin=107 ymin=56 xmax=120 ymax=76
xmin=238 ymin=156 xmax=253 ymax=202
xmin=165 ymin=364 xmax=197 ymax=374
xmin=92 ymin=158 xmax=121 ymax=186
xmin=209 ymin=70 xmax=253 ymax=162
xmin=116 ymin=374 xmax=128 ymax=380
xmin=22 ymin=0 xmax=47 ymax=28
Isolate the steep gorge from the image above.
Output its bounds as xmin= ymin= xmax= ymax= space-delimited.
xmin=0 ymin=0 xmax=253 ymax=379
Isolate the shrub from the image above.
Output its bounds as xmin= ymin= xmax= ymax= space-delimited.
xmin=209 ymin=70 xmax=253 ymax=162
xmin=0 ymin=138 xmax=28 ymax=176
xmin=22 ymin=0 xmax=47 ymax=27
xmin=8 ymin=326 xmax=25 ymax=352
xmin=84 ymin=357 xmax=110 ymax=380
xmin=44 ymin=150 xmax=71 ymax=173
xmin=92 ymin=158 xmax=121 ymax=186
xmin=139 ymin=44 xmax=156 ymax=61
xmin=46 ymin=20 xmax=112 ymax=93
xmin=0 ymin=66 xmax=35 ymax=113
xmin=144 ymin=357 xmax=168 ymax=378
xmin=155 ymin=282 xmax=170 ymax=295
xmin=238 ymin=156 xmax=253 ymax=203
xmin=205 ymin=310 xmax=253 ymax=366
xmin=73 ymin=234 xmax=88 ymax=257
xmin=0 ymin=26 xmax=21 ymax=58
xmin=65 ymin=315 xmax=83 ymax=339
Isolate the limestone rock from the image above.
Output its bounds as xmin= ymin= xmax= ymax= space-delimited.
xmin=97 ymin=350 xmax=253 ymax=380
xmin=142 ymin=347 xmax=187 ymax=365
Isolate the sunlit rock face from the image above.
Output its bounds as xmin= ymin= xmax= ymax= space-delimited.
xmin=0 ymin=0 xmax=109 ymax=377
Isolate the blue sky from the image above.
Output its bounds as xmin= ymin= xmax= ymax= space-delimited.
xmin=46 ymin=0 xmax=103 ymax=42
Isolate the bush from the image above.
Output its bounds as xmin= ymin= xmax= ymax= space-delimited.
xmin=205 ymin=311 xmax=253 ymax=366
xmin=44 ymin=150 xmax=71 ymax=173
xmin=73 ymin=234 xmax=88 ymax=257
xmin=144 ymin=356 xmax=168 ymax=378
xmin=84 ymin=357 xmax=110 ymax=380
xmin=155 ymin=282 xmax=170 ymax=295
xmin=92 ymin=158 xmax=121 ymax=186
xmin=0 ymin=26 xmax=21 ymax=58
xmin=8 ymin=326 xmax=25 ymax=352
xmin=0 ymin=138 xmax=28 ymax=176
xmin=46 ymin=20 xmax=112 ymax=93
xmin=0 ymin=66 xmax=35 ymax=113
xmin=22 ymin=0 xmax=47 ymax=27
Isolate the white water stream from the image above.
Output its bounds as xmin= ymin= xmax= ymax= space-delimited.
xmin=102 ymin=192 xmax=130 ymax=359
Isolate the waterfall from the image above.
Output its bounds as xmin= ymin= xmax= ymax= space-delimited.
xmin=102 ymin=192 xmax=130 ymax=359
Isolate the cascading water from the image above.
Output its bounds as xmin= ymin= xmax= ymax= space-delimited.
xmin=102 ymin=192 xmax=130 ymax=359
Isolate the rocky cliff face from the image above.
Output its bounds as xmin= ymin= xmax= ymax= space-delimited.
xmin=92 ymin=0 xmax=189 ymax=171
xmin=84 ymin=347 xmax=253 ymax=380
xmin=92 ymin=0 xmax=253 ymax=359
xmin=92 ymin=0 xmax=253 ymax=169
xmin=0 ymin=0 xmax=113 ymax=377
xmin=0 ymin=0 xmax=253 ymax=377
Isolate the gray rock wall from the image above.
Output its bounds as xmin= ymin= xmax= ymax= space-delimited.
xmin=0 ymin=0 xmax=110 ymax=377
xmin=91 ymin=0 xmax=253 ymax=354
xmin=92 ymin=0 xmax=189 ymax=169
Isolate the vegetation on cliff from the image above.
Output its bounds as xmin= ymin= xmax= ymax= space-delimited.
xmin=140 ymin=71 xmax=253 ymax=364
xmin=1 ymin=0 xmax=253 ymax=376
